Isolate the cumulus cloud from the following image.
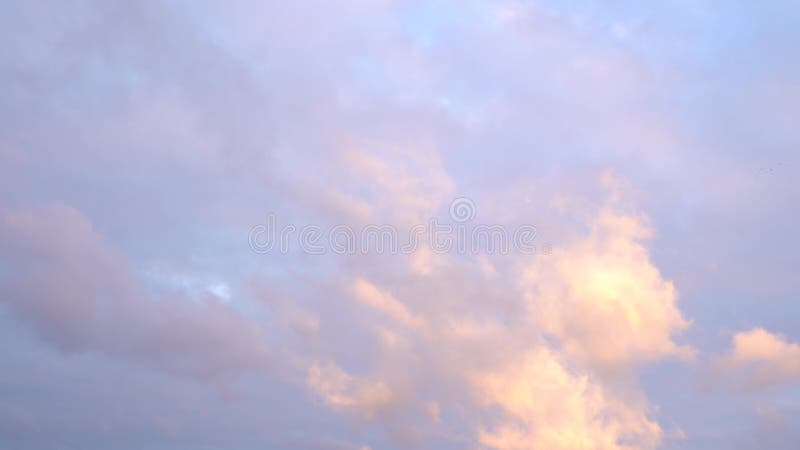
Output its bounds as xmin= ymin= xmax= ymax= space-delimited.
xmin=295 ymin=178 xmax=693 ymax=449
xmin=521 ymin=206 xmax=694 ymax=371
xmin=715 ymin=328 xmax=800 ymax=389
xmin=474 ymin=348 xmax=662 ymax=450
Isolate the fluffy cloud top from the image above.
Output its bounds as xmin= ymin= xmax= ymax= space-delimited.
xmin=717 ymin=328 xmax=800 ymax=389
xmin=296 ymin=188 xmax=690 ymax=449
xmin=523 ymin=207 xmax=693 ymax=371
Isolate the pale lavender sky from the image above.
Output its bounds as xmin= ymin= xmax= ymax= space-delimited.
xmin=1 ymin=1 xmax=799 ymax=449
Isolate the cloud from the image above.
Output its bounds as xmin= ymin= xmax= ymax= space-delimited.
xmin=474 ymin=347 xmax=662 ymax=450
xmin=0 ymin=203 xmax=270 ymax=379
xmin=351 ymin=278 xmax=426 ymax=329
xmin=521 ymin=203 xmax=693 ymax=371
xmin=3 ymin=0 xmax=798 ymax=449
xmin=308 ymin=361 xmax=397 ymax=420
xmin=716 ymin=327 xmax=800 ymax=389
xmin=298 ymin=179 xmax=692 ymax=449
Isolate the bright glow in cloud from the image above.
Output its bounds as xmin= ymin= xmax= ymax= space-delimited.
xmin=297 ymin=182 xmax=691 ymax=449
xmin=522 ymin=207 xmax=694 ymax=370
xmin=475 ymin=348 xmax=662 ymax=450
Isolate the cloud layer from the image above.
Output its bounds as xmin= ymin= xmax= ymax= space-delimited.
xmin=2 ymin=1 xmax=800 ymax=449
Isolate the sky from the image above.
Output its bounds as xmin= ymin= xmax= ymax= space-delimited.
xmin=1 ymin=1 xmax=799 ymax=449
